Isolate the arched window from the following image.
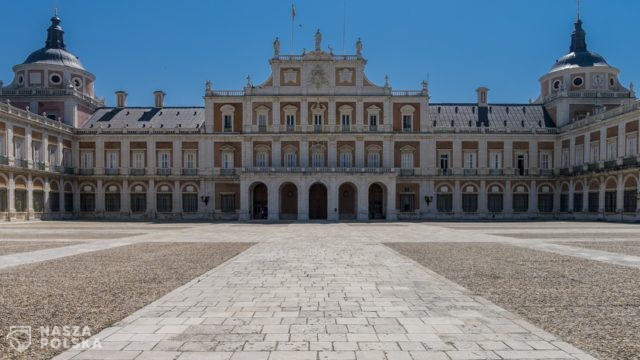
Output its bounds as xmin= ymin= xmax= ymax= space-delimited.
xmin=80 ymin=184 xmax=95 ymax=212
xmin=105 ymin=184 xmax=121 ymax=212
xmin=487 ymin=185 xmax=503 ymax=213
xmin=182 ymin=184 xmax=198 ymax=213
xmin=49 ymin=181 xmax=60 ymax=212
xmin=573 ymin=182 xmax=584 ymax=212
xmin=538 ymin=184 xmax=554 ymax=213
xmin=462 ymin=184 xmax=478 ymax=213
xmin=130 ymin=184 xmax=147 ymax=213
xmin=157 ymin=184 xmax=173 ymax=213
xmin=437 ymin=184 xmax=453 ymax=213
xmin=513 ymin=185 xmax=529 ymax=213
xmin=0 ymin=177 xmax=8 ymax=212
xmin=32 ymin=180 xmax=44 ymax=212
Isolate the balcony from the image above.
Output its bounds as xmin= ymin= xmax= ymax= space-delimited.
xmin=15 ymin=159 xmax=28 ymax=168
xmin=515 ymin=168 xmax=529 ymax=176
xmin=130 ymin=168 xmax=146 ymax=176
xmin=285 ymin=124 xmax=295 ymax=132
xmin=219 ymin=168 xmax=237 ymax=176
xmin=34 ymin=162 xmax=46 ymax=171
xmin=0 ymin=155 xmax=9 ymax=165
xmin=52 ymin=165 xmax=63 ymax=173
xmin=399 ymin=168 xmax=415 ymax=176
xmin=604 ymin=160 xmax=618 ymax=170
xmin=438 ymin=168 xmax=452 ymax=176
xmin=258 ymin=125 xmax=268 ymax=133
xmin=587 ymin=163 xmax=599 ymax=172
xmin=223 ymin=127 xmax=233 ymax=133
xmin=559 ymin=168 xmax=571 ymax=176
xmin=313 ymin=124 xmax=323 ymax=132
xmin=105 ymin=168 xmax=120 ymax=176
xmin=64 ymin=166 xmax=75 ymax=175
xmin=341 ymin=125 xmax=351 ymax=132
xmin=156 ymin=168 xmax=171 ymax=176
xmin=539 ymin=169 xmax=554 ymax=176
xmin=463 ymin=169 xmax=477 ymax=176
xmin=79 ymin=168 xmax=94 ymax=176
xmin=488 ymin=168 xmax=503 ymax=176
xmin=368 ymin=125 xmax=378 ymax=132
xmin=182 ymin=168 xmax=198 ymax=176
xmin=572 ymin=165 xmax=584 ymax=174
xmin=622 ymin=156 xmax=638 ymax=167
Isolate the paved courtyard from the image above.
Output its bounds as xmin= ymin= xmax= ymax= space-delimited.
xmin=1 ymin=221 xmax=639 ymax=359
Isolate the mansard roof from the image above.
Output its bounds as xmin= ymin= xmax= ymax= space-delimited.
xmin=428 ymin=104 xmax=555 ymax=129
xmin=83 ymin=107 xmax=205 ymax=129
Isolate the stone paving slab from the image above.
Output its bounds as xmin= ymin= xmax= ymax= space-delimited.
xmin=59 ymin=225 xmax=595 ymax=360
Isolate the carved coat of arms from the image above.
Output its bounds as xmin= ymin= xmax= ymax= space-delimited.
xmin=308 ymin=64 xmax=328 ymax=89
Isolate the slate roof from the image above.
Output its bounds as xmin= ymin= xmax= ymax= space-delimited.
xmin=428 ymin=104 xmax=555 ymax=129
xmin=83 ymin=107 xmax=205 ymax=129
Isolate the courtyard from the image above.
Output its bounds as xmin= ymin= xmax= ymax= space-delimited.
xmin=0 ymin=221 xmax=638 ymax=360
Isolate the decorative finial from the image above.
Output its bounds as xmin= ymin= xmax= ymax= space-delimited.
xmin=246 ymin=75 xmax=252 ymax=87
xmin=355 ymin=38 xmax=362 ymax=57
xmin=384 ymin=75 xmax=389 ymax=87
xmin=328 ymin=46 xmax=333 ymax=54
xmin=205 ymin=80 xmax=212 ymax=92
xmin=273 ymin=37 xmax=280 ymax=57
xmin=576 ymin=0 xmax=580 ymax=20
xmin=314 ymin=29 xmax=322 ymax=51
xmin=421 ymin=80 xmax=429 ymax=92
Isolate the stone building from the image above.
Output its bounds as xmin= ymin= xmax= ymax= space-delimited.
xmin=0 ymin=14 xmax=638 ymax=222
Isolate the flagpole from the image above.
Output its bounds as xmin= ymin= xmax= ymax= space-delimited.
xmin=291 ymin=3 xmax=296 ymax=50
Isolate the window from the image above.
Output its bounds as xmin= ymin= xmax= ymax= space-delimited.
xmin=64 ymin=192 xmax=73 ymax=212
xmin=81 ymin=151 xmax=93 ymax=169
xmin=513 ymin=193 xmax=529 ymax=212
xmin=132 ymin=151 xmax=145 ymax=169
xmin=626 ymin=135 xmax=637 ymax=156
xmin=256 ymin=151 xmax=269 ymax=167
xmin=573 ymin=193 xmax=583 ymax=212
xmin=367 ymin=106 xmax=381 ymax=131
xmin=462 ymin=194 xmax=478 ymax=213
xmin=399 ymin=193 xmax=415 ymax=212
xmin=367 ymin=152 xmax=380 ymax=168
xmin=588 ymin=192 xmax=599 ymax=212
xmin=439 ymin=153 xmax=449 ymax=170
xmin=222 ymin=152 xmax=234 ymax=169
xmin=0 ymin=136 xmax=5 ymax=157
xmin=314 ymin=114 xmax=323 ymax=127
xmin=605 ymin=191 xmax=617 ymax=213
xmin=183 ymin=193 xmax=198 ymax=213
xmin=575 ymin=145 xmax=584 ymax=165
xmin=0 ymin=188 xmax=7 ymax=211
xmin=223 ymin=115 xmax=233 ymax=132
xmin=80 ymin=193 xmax=95 ymax=212
xmin=490 ymin=151 xmax=502 ymax=169
xmin=401 ymin=152 xmax=413 ymax=169
xmin=33 ymin=142 xmax=42 ymax=162
xmin=284 ymin=152 xmax=297 ymax=167
xmin=606 ymin=140 xmax=617 ymax=160
xmin=14 ymin=138 xmax=24 ymax=159
xmin=516 ymin=154 xmax=528 ymax=175
xmin=106 ymin=151 xmax=119 ymax=169
xmin=561 ymin=149 xmax=570 ymax=168
xmin=369 ymin=114 xmax=378 ymax=128
xmin=130 ymin=193 xmax=146 ymax=213
xmin=257 ymin=114 xmax=268 ymax=131
xmin=49 ymin=146 xmax=58 ymax=166
xmin=15 ymin=190 xmax=27 ymax=212
xmin=540 ymin=152 xmax=551 ymax=169
xmin=624 ymin=190 xmax=636 ymax=213
xmin=311 ymin=150 xmax=324 ymax=167
xmin=488 ymin=194 xmax=503 ymax=213
xmin=184 ymin=151 xmax=196 ymax=169
xmin=560 ymin=194 xmax=569 ymax=212
xmin=341 ymin=114 xmax=351 ymax=127
xmin=538 ymin=194 xmax=553 ymax=213
xmin=590 ymin=142 xmax=599 ymax=162
xmin=463 ymin=152 xmax=476 ymax=169
xmin=402 ymin=115 xmax=412 ymax=131
xmin=158 ymin=151 xmax=170 ymax=169
xmin=105 ymin=193 xmax=121 ymax=212
xmin=285 ymin=114 xmax=295 ymax=130
xmin=221 ymin=194 xmax=235 ymax=212
xmin=33 ymin=191 xmax=44 ymax=212
xmin=49 ymin=191 xmax=59 ymax=212
xmin=157 ymin=193 xmax=172 ymax=213
xmin=437 ymin=194 xmax=452 ymax=212
xmin=340 ymin=151 xmax=352 ymax=168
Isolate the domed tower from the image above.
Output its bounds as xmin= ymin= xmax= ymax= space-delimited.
xmin=538 ymin=17 xmax=635 ymax=127
xmin=0 ymin=12 xmax=103 ymax=127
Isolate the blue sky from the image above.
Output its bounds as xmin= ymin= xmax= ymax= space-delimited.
xmin=2 ymin=1 xmax=638 ymax=106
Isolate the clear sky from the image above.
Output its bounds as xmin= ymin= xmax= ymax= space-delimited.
xmin=2 ymin=0 xmax=638 ymax=107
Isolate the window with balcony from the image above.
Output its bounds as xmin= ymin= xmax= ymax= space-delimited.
xmin=590 ymin=142 xmax=599 ymax=162
xmin=516 ymin=153 xmax=528 ymax=175
xmin=49 ymin=146 xmax=57 ymax=167
xmin=339 ymin=151 xmax=352 ymax=168
xmin=183 ymin=151 xmax=196 ymax=169
xmin=439 ymin=153 xmax=450 ymax=175
xmin=401 ymin=152 xmax=413 ymax=169
xmin=339 ymin=105 xmax=353 ymax=132
xmin=284 ymin=151 xmax=297 ymax=168
xmin=0 ymin=135 xmax=5 ymax=158
xmin=221 ymin=104 xmax=235 ymax=132
xmin=561 ymin=149 xmax=570 ymax=168
xmin=285 ymin=114 xmax=296 ymax=131
xmin=106 ymin=151 xmax=119 ymax=169
xmin=367 ymin=152 xmax=380 ymax=168
xmin=606 ymin=139 xmax=617 ymax=161
xmin=33 ymin=142 xmax=42 ymax=163
xmin=311 ymin=149 xmax=324 ymax=167
xmin=540 ymin=152 xmax=551 ymax=169
xmin=14 ymin=138 xmax=24 ymax=160
xmin=256 ymin=151 xmax=269 ymax=167
xmin=223 ymin=115 xmax=233 ymax=132
xmin=311 ymin=103 xmax=326 ymax=131
xmin=463 ymin=152 xmax=476 ymax=169
xmin=400 ymin=105 xmax=415 ymax=132
xmin=367 ymin=105 xmax=381 ymax=131
xmin=626 ymin=134 xmax=637 ymax=157
xmin=222 ymin=151 xmax=234 ymax=169
xmin=80 ymin=151 xmax=93 ymax=169
xmin=575 ymin=145 xmax=584 ymax=165
xmin=369 ymin=115 xmax=378 ymax=130
xmin=489 ymin=151 xmax=502 ymax=169
xmin=158 ymin=151 xmax=170 ymax=170
xmin=257 ymin=114 xmax=268 ymax=132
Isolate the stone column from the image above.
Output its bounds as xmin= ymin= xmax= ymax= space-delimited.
xmin=599 ymin=128 xmax=606 ymax=161
xmin=8 ymin=173 xmax=15 ymax=216
xmin=27 ymin=174 xmax=33 ymax=214
xmin=6 ymin=123 xmax=14 ymax=162
xmin=355 ymin=137 xmax=364 ymax=168
xmin=121 ymin=140 xmax=130 ymax=174
xmin=357 ymin=180 xmax=368 ymax=221
xmin=419 ymin=180 xmax=429 ymax=216
xmin=43 ymin=135 xmax=49 ymax=168
xmin=568 ymin=178 xmax=574 ymax=212
xmin=553 ymin=180 xmax=561 ymax=213
xmin=268 ymin=181 xmax=279 ymax=222
xmin=173 ymin=180 xmax=181 ymax=216
xmin=583 ymin=137 xmax=590 ymax=164
xmin=478 ymin=140 xmax=488 ymax=174
xmin=618 ymin=122 xmax=626 ymax=159
xmin=328 ymin=99 xmax=336 ymax=131
xmin=121 ymin=179 xmax=130 ymax=213
xmin=95 ymin=139 xmax=104 ymax=175
xmin=383 ymin=138 xmax=393 ymax=169
xmin=56 ymin=136 xmax=63 ymax=169
xmin=479 ymin=179 xmax=488 ymax=213
xmin=239 ymin=179 xmax=250 ymax=220
xmin=147 ymin=178 xmax=156 ymax=218
xmin=504 ymin=179 xmax=513 ymax=215
xmin=173 ymin=140 xmax=182 ymax=176
xmin=272 ymin=100 xmax=281 ymax=132
xmin=452 ymin=140 xmax=462 ymax=175
xmin=298 ymin=180 xmax=309 ymax=221
xmin=300 ymin=99 xmax=308 ymax=132
xmin=504 ymin=140 xmax=513 ymax=174
xmin=529 ymin=141 xmax=538 ymax=174
xmin=569 ymin=136 xmax=576 ymax=167
xmin=327 ymin=179 xmax=338 ymax=221
xmin=529 ymin=180 xmax=537 ymax=214
xmin=386 ymin=181 xmax=397 ymax=221
xmin=95 ymin=179 xmax=104 ymax=213
xmin=241 ymin=140 xmax=252 ymax=168
xmin=356 ymin=98 xmax=364 ymax=131
xmin=272 ymin=139 xmax=281 ymax=167
xmin=26 ymin=126 xmax=33 ymax=167
xmin=147 ymin=141 xmax=156 ymax=175
xmin=453 ymin=180 xmax=462 ymax=214
xmin=300 ymin=139 xmax=309 ymax=168
xmin=598 ymin=176 xmax=606 ymax=215
xmin=426 ymin=139 xmax=436 ymax=175
xmin=59 ymin=178 xmax=65 ymax=216
xmin=582 ymin=183 xmax=589 ymax=213
xmin=328 ymin=139 xmax=337 ymax=168
xmin=616 ymin=173 xmax=624 ymax=213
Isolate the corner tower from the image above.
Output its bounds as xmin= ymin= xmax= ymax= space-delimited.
xmin=538 ymin=17 xmax=635 ymax=127
xmin=0 ymin=12 xmax=103 ymax=127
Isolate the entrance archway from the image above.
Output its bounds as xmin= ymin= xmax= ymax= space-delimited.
xmin=251 ymin=182 xmax=268 ymax=220
xmin=280 ymin=182 xmax=298 ymax=220
xmin=368 ymin=183 xmax=386 ymax=220
xmin=308 ymin=183 xmax=328 ymax=220
xmin=339 ymin=183 xmax=357 ymax=220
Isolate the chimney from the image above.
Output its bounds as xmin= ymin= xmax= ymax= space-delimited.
xmin=154 ymin=90 xmax=165 ymax=108
xmin=476 ymin=87 xmax=489 ymax=107
xmin=115 ymin=91 xmax=127 ymax=108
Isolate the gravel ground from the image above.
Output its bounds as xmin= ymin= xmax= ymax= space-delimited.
xmin=492 ymin=232 xmax=640 ymax=239
xmin=558 ymin=240 xmax=640 ymax=257
xmin=0 ymin=242 xmax=252 ymax=360
xmin=387 ymin=242 xmax=640 ymax=360
xmin=0 ymin=233 xmax=143 ymax=240
xmin=0 ymin=241 xmax=81 ymax=256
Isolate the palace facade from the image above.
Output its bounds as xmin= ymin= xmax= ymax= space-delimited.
xmin=0 ymin=14 xmax=639 ymax=222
